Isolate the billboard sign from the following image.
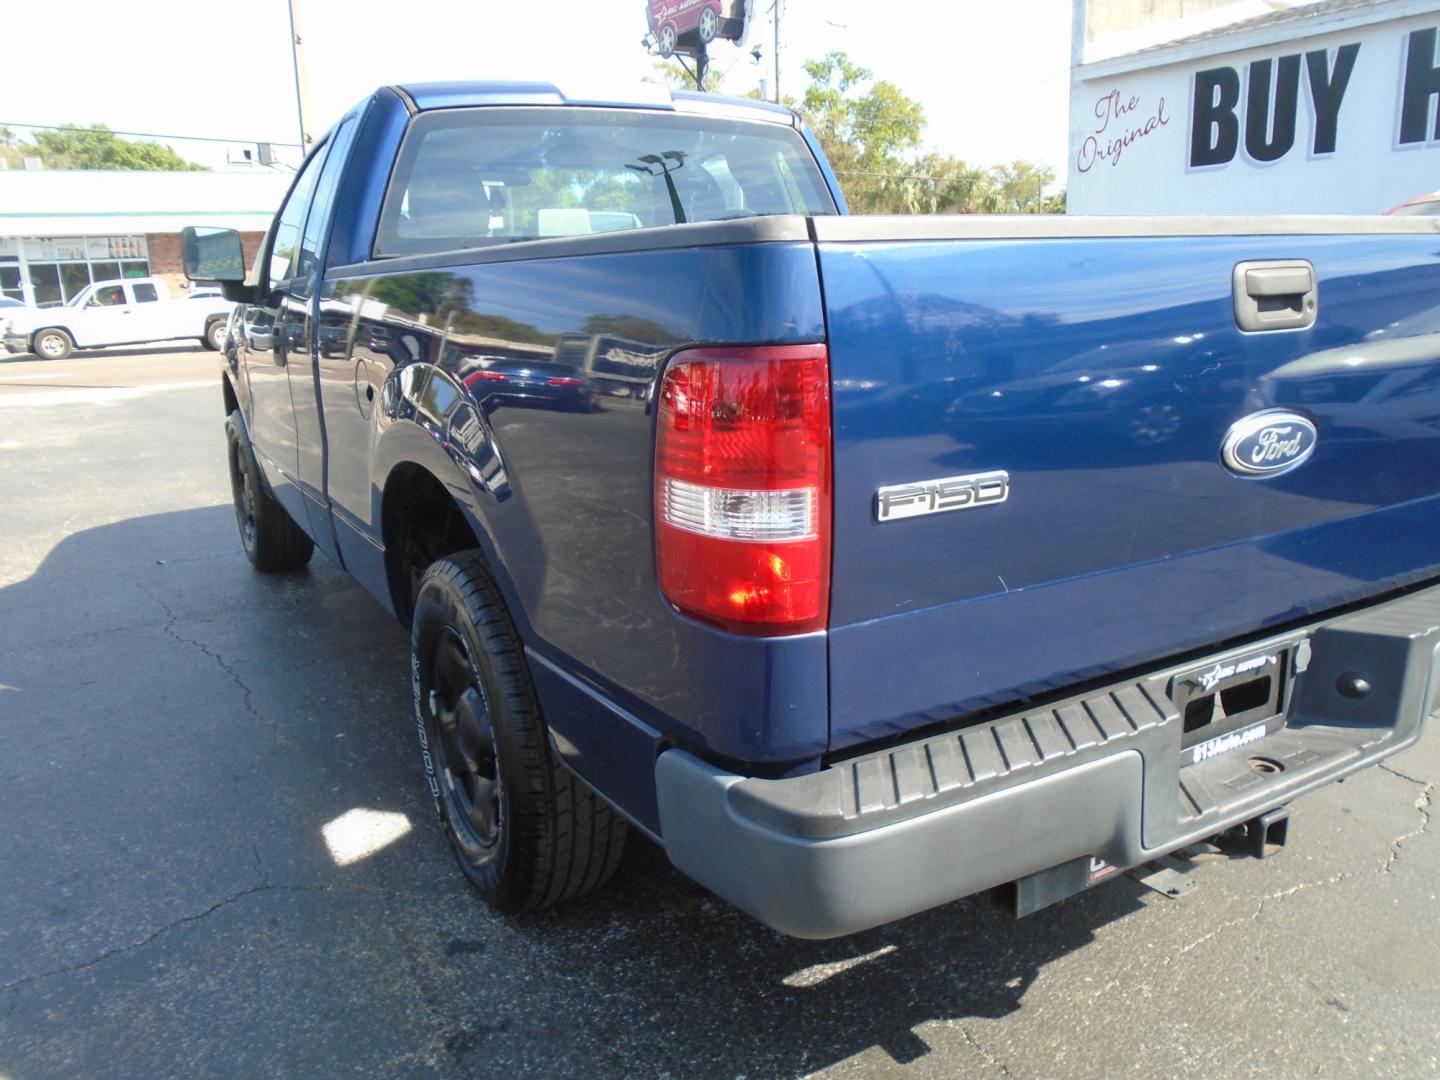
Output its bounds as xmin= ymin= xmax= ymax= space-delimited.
xmin=1068 ymin=10 xmax=1440 ymax=214
xmin=648 ymin=0 xmax=748 ymax=58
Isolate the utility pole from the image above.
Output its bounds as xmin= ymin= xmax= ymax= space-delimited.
xmin=287 ymin=0 xmax=315 ymax=148
xmin=773 ymin=0 xmax=782 ymax=102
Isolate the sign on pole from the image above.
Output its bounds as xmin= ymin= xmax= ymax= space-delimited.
xmin=646 ymin=0 xmax=749 ymax=59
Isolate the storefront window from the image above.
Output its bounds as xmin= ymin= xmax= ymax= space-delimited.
xmin=8 ymin=236 xmax=150 ymax=305
xmin=0 ymin=261 xmax=21 ymax=302
xmin=60 ymin=263 xmax=91 ymax=302
xmin=29 ymin=264 xmax=61 ymax=306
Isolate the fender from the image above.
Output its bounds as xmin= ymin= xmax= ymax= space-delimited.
xmin=370 ymin=404 xmax=535 ymax=642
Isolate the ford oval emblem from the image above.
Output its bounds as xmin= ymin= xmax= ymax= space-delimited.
xmin=1220 ymin=411 xmax=1318 ymax=477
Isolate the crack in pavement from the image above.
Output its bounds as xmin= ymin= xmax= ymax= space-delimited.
xmin=146 ymin=590 xmax=263 ymax=724
xmin=1173 ymin=765 xmax=1438 ymax=959
xmin=1379 ymin=762 xmax=1432 ymax=787
xmin=0 ymin=881 xmax=389 ymax=996
xmin=1174 ymin=871 xmax=1353 ymax=959
xmin=960 ymin=1025 xmax=1019 ymax=1078
xmin=1381 ymin=780 xmax=1434 ymax=875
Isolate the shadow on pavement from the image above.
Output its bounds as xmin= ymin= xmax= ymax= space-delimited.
xmin=1 ymin=508 xmax=1153 ymax=1078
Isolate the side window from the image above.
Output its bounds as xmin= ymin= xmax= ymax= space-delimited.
xmin=267 ymin=139 xmax=331 ymax=285
xmin=297 ymin=115 xmax=358 ymax=280
xmin=90 ymin=285 xmax=125 ymax=307
xmin=131 ymin=283 xmax=159 ymax=303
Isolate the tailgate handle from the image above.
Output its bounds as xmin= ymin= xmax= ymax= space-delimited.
xmin=1233 ymin=260 xmax=1317 ymax=332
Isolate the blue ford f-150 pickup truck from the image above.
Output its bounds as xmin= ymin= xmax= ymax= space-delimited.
xmin=182 ymin=81 xmax=1440 ymax=938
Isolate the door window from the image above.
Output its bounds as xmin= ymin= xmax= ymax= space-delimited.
xmin=268 ymin=139 xmax=331 ymax=285
xmin=297 ymin=115 xmax=358 ymax=281
xmin=91 ymin=285 xmax=125 ymax=306
xmin=131 ymin=282 xmax=159 ymax=303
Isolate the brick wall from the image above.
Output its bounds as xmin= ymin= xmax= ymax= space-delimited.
xmin=145 ymin=231 xmax=265 ymax=296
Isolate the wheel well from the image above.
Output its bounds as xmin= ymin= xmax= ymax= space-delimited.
xmin=382 ymin=463 xmax=485 ymax=624
xmin=222 ymin=373 xmax=239 ymax=417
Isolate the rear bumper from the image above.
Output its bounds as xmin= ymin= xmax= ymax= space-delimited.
xmin=655 ymin=582 xmax=1440 ymax=938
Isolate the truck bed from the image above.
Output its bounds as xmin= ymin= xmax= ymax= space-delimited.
xmin=817 ymin=214 xmax=1440 ymax=751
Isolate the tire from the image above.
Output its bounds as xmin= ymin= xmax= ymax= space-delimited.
xmin=202 ymin=317 xmax=226 ymax=351
xmin=412 ymin=551 xmax=628 ymax=914
xmin=657 ymin=23 xmax=677 ymax=56
xmin=224 ymin=410 xmax=314 ymax=571
xmin=32 ymin=328 xmax=73 ymax=361
xmin=698 ymin=6 xmax=719 ymax=42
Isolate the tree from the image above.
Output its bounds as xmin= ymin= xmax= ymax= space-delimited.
xmin=789 ymin=56 xmax=1066 ymax=214
xmin=1 ymin=124 xmax=206 ymax=171
xmin=988 ymin=161 xmax=1060 ymax=214
xmin=798 ymin=52 xmax=925 ymax=213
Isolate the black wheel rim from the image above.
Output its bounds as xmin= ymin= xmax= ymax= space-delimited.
xmin=425 ymin=627 xmax=502 ymax=851
xmin=228 ymin=434 xmax=258 ymax=552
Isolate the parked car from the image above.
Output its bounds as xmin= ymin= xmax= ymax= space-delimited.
xmin=460 ymin=355 xmax=597 ymax=411
xmin=1 ymin=277 xmax=234 ymax=359
xmin=648 ymin=0 xmax=745 ymax=56
xmin=1386 ymin=189 xmax=1440 ymax=215
xmin=183 ymin=81 xmax=1440 ymax=939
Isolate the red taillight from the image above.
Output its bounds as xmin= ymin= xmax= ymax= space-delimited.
xmin=465 ymin=370 xmax=508 ymax=384
xmin=654 ymin=344 xmax=831 ymax=636
xmin=546 ymin=376 xmax=584 ymax=387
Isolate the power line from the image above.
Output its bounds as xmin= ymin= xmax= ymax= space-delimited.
xmin=0 ymin=122 xmax=303 ymax=147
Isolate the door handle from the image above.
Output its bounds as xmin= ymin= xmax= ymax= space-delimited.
xmin=1233 ymin=260 xmax=1317 ymax=332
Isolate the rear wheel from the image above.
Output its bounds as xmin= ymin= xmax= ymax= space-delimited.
xmin=657 ymin=23 xmax=677 ymax=56
xmin=413 ymin=552 xmax=627 ymax=913
xmin=225 ymin=410 xmax=314 ymax=571
xmin=698 ymin=6 xmax=719 ymax=42
xmin=33 ymin=328 xmax=73 ymax=361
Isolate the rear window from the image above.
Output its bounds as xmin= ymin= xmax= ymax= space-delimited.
xmin=375 ymin=106 xmax=836 ymax=258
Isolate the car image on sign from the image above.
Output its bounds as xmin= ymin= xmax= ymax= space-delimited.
xmin=647 ymin=0 xmax=746 ymax=56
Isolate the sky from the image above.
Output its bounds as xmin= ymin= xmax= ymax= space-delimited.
xmin=0 ymin=0 xmax=1074 ymax=179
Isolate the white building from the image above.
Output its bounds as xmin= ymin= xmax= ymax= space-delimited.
xmin=0 ymin=169 xmax=289 ymax=305
xmin=1068 ymin=0 xmax=1440 ymax=214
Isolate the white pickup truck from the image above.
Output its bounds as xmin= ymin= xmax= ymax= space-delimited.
xmin=1 ymin=277 xmax=234 ymax=360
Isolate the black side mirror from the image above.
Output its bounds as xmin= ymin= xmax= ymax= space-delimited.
xmin=181 ymin=226 xmax=261 ymax=303
xmin=181 ymin=226 xmax=245 ymax=282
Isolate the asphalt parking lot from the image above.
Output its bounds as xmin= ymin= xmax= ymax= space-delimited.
xmin=1 ymin=347 xmax=1437 ymax=1079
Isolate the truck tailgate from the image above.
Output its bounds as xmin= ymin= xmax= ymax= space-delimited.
xmin=817 ymin=217 xmax=1440 ymax=751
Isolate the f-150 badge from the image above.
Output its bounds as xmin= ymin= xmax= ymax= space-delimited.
xmin=875 ymin=470 xmax=1009 ymax=522
xmin=1220 ymin=411 xmax=1317 ymax=477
